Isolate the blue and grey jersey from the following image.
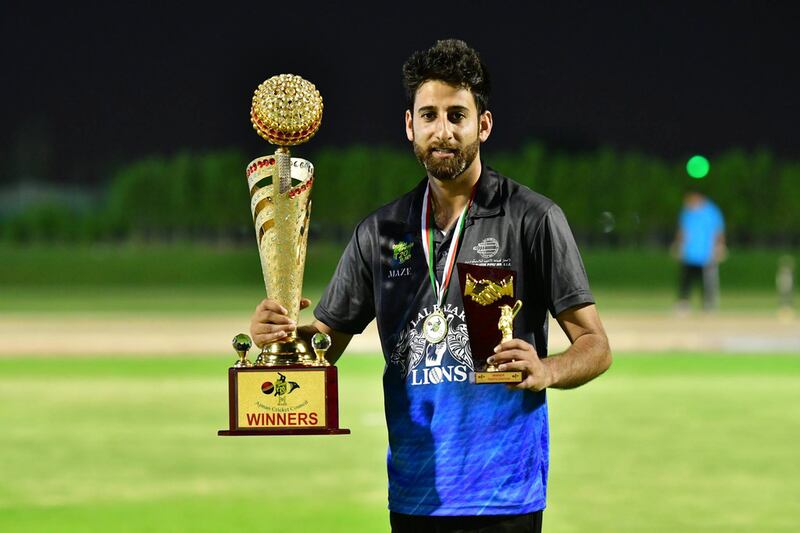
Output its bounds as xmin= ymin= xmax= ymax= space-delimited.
xmin=315 ymin=165 xmax=594 ymax=516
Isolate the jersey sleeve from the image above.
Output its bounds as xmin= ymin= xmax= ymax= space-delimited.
xmin=531 ymin=204 xmax=595 ymax=317
xmin=313 ymin=221 xmax=376 ymax=334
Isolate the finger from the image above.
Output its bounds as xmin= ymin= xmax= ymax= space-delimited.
xmin=251 ymin=323 xmax=296 ymax=336
xmin=513 ymin=376 xmax=545 ymax=392
xmin=488 ymin=349 xmax=531 ymax=363
xmin=300 ymin=298 xmax=312 ymax=309
xmin=253 ymin=330 xmax=289 ymax=347
xmin=255 ymin=311 xmax=295 ymax=326
xmin=512 ymin=379 xmax=534 ymax=391
xmin=256 ymin=299 xmax=289 ymax=315
xmin=493 ymin=339 xmax=535 ymax=354
xmin=495 ymin=360 xmax=531 ymax=373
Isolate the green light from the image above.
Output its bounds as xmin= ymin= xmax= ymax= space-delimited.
xmin=686 ymin=155 xmax=710 ymax=179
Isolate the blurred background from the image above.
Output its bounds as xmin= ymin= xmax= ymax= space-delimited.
xmin=1 ymin=2 xmax=798 ymax=532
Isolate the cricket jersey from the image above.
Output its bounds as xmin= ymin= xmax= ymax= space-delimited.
xmin=314 ymin=165 xmax=594 ymax=516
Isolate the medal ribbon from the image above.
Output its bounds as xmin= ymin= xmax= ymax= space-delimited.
xmin=420 ymin=182 xmax=477 ymax=307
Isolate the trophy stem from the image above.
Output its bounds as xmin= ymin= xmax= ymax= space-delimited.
xmin=275 ymin=146 xmax=292 ymax=194
xmin=268 ymin=146 xmax=304 ymax=325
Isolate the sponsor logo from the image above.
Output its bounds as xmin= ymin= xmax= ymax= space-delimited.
xmin=388 ymin=239 xmax=414 ymax=278
xmin=262 ymin=372 xmax=300 ymax=406
xmin=392 ymin=241 xmax=414 ymax=264
xmin=391 ymin=304 xmax=473 ymax=386
xmin=388 ymin=267 xmax=411 ymax=278
xmin=473 ymin=237 xmax=500 ymax=258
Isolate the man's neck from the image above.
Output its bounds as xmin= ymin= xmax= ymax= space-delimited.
xmin=427 ymin=157 xmax=482 ymax=231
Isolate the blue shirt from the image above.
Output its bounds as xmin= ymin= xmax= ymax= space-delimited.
xmin=315 ymin=167 xmax=594 ymax=516
xmin=680 ymin=200 xmax=724 ymax=267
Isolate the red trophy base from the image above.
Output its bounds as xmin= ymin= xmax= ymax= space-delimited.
xmin=218 ymin=365 xmax=350 ymax=437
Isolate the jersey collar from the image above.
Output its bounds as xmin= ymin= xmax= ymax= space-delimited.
xmin=405 ymin=163 xmax=503 ymax=230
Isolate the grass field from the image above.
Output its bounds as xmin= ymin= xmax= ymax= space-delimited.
xmin=0 ymin=285 xmax=785 ymax=315
xmin=1 ymin=243 xmax=792 ymax=316
xmin=1 ymin=243 xmax=797 ymax=530
xmin=0 ymin=243 xmax=795 ymax=291
xmin=1 ymin=354 xmax=798 ymax=532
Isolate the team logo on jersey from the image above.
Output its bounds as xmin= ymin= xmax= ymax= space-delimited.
xmin=390 ymin=304 xmax=473 ymax=386
xmin=392 ymin=240 xmax=414 ymax=265
xmin=473 ymin=237 xmax=500 ymax=258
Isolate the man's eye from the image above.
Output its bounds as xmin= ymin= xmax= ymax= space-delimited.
xmin=422 ymin=112 xmax=436 ymax=120
xmin=449 ymin=112 xmax=465 ymax=122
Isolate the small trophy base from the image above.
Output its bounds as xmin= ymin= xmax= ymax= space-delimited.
xmin=219 ymin=365 xmax=349 ymax=436
xmin=471 ymin=370 xmax=524 ymax=384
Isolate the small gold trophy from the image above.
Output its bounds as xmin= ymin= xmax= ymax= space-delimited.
xmin=218 ymin=74 xmax=348 ymax=436
xmin=488 ymin=300 xmax=523 ymax=371
xmin=458 ymin=264 xmax=525 ymax=384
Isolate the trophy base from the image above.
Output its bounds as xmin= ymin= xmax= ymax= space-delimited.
xmin=218 ymin=428 xmax=350 ymax=436
xmin=471 ymin=370 xmax=524 ymax=384
xmin=219 ymin=365 xmax=349 ymax=437
xmin=254 ymin=338 xmax=314 ymax=366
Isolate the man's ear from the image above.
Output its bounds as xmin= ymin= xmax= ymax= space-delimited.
xmin=479 ymin=110 xmax=493 ymax=142
xmin=405 ymin=109 xmax=414 ymax=142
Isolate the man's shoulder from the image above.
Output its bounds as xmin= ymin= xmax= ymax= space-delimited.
xmin=348 ymin=180 xmax=424 ymax=242
xmin=358 ymin=180 xmax=424 ymax=226
xmin=491 ymin=168 xmax=558 ymax=223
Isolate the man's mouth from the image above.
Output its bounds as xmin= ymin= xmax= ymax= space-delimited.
xmin=430 ymin=147 xmax=456 ymax=158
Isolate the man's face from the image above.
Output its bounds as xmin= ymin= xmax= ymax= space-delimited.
xmin=405 ymin=80 xmax=492 ymax=181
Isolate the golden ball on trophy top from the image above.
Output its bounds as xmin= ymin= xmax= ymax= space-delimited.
xmin=251 ymin=74 xmax=323 ymax=146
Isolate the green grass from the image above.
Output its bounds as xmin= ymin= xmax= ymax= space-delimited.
xmin=0 ymin=285 xmax=781 ymax=315
xmin=0 ymin=242 xmax=791 ymax=314
xmin=0 ymin=242 xmax=344 ymax=288
xmin=0 ymin=243 xmax=795 ymax=291
xmin=1 ymin=354 xmax=798 ymax=532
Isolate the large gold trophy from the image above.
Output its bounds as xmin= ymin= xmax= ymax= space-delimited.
xmin=219 ymin=74 xmax=349 ymax=436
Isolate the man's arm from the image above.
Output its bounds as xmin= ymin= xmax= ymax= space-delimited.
xmin=296 ymin=320 xmax=352 ymax=365
xmin=250 ymin=298 xmax=353 ymax=365
xmin=713 ymin=230 xmax=727 ymax=264
xmin=545 ymin=303 xmax=612 ymax=388
xmin=488 ymin=303 xmax=612 ymax=391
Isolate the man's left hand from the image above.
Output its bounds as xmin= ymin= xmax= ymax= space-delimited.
xmin=488 ymin=339 xmax=554 ymax=392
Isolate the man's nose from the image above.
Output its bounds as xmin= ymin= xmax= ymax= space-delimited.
xmin=433 ymin=115 xmax=454 ymax=141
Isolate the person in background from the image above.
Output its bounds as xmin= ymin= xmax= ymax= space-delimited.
xmin=672 ymin=187 xmax=726 ymax=312
xmin=776 ymin=255 xmax=795 ymax=321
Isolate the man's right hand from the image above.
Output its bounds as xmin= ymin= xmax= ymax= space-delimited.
xmin=250 ymin=298 xmax=311 ymax=348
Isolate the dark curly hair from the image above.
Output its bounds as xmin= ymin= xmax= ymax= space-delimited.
xmin=402 ymin=39 xmax=491 ymax=115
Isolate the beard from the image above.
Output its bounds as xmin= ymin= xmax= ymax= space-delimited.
xmin=413 ymin=137 xmax=480 ymax=181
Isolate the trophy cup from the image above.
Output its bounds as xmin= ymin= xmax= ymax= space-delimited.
xmin=457 ymin=263 xmax=524 ymax=384
xmin=218 ymin=74 xmax=349 ymax=436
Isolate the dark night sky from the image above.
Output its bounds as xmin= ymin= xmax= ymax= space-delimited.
xmin=1 ymin=1 xmax=798 ymax=185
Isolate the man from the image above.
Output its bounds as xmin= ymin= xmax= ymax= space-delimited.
xmin=673 ymin=188 xmax=726 ymax=312
xmin=251 ymin=39 xmax=611 ymax=533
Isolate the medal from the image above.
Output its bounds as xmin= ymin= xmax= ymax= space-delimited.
xmin=422 ymin=309 xmax=448 ymax=343
xmin=419 ymin=182 xmax=477 ymax=343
